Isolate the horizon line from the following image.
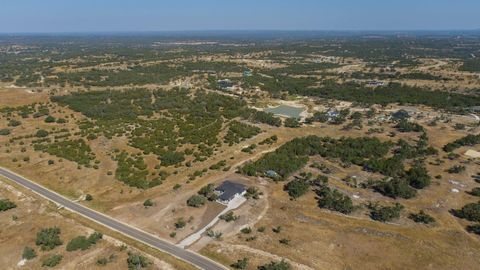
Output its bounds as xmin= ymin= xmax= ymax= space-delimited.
xmin=1 ymin=28 xmax=480 ymax=35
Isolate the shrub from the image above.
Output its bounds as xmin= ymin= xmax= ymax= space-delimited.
xmin=85 ymin=194 xmax=93 ymax=201
xmin=0 ymin=199 xmax=17 ymax=211
xmin=219 ymin=211 xmax=239 ymax=222
xmin=405 ymin=165 xmax=431 ymax=189
xmin=373 ymin=178 xmax=417 ymax=199
xmin=35 ymin=227 xmax=62 ymax=250
xmin=22 ymin=246 xmax=36 ymax=260
xmin=466 ymin=224 xmax=480 ymax=235
xmin=245 ymin=186 xmax=260 ymax=199
xmin=279 ymin=238 xmax=290 ymax=245
xmin=231 ymin=257 xmax=249 ymax=269
xmin=8 ymin=119 xmax=21 ymax=127
xmin=453 ymin=202 xmax=480 ymax=222
xmin=143 ymin=199 xmax=154 ymax=208
xmin=45 ymin=115 xmax=56 ymax=123
xmin=42 ymin=254 xmax=62 ymax=267
xmin=35 ymin=129 xmax=49 ymax=138
xmin=258 ymin=260 xmax=291 ymax=270
xmin=174 ymin=218 xmax=186 ymax=229
xmin=187 ymin=195 xmax=206 ymax=207
xmin=66 ymin=232 xmax=102 ymax=251
xmin=0 ymin=128 xmax=11 ymax=136
xmin=127 ymin=252 xmax=150 ymax=270
xmin=447 ymin=165 xmax=466 ymax=174
xmin=284 ymin=118 xmax=301 ymax=128
xmin=240 ymin=227 xmax=252 ymax=234
xmin=316 ymin=187 xmax=354 ymax=214
xmin=409 ymin=210 xmax=435 ymax=224
xmin=284 ymin=179 xmax=310 ymax=199
xmin=468 ymin=187 xmax=480 ymax=197
xmin=369 ymin=203 xmax=404 ymax=222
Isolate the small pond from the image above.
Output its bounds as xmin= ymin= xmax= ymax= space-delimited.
xmin=264 ymin=105 xmax=304 ymax=118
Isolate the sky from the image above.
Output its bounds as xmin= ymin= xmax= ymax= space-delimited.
xmin=0 ymin=0 xmax=479 ymax=33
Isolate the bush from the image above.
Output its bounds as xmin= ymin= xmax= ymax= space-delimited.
xmin=187 ymin=195 xmax=206 ymax=207
xmin=22 ymin=246 xmax=36 ymax=260
xmin=0 ymin=199 xmax=17 ymax=211
xmin=466 ymin=224 xmax=480 ymax=235
xmin=316 ymin=186 xmax=354 ymax=214
xmin=66 ymin=232 xmax=103 ymax=251
xmin=245 ymin=186 xmax=260 ymax=199
xmin=35 ymin=227 xmax=62 ymax=251
xmin=374 ymin=178 xmax=417 ymax=199
xmin=284 ymin=179 xmax=310 ymax=199
xmin=219 ymin=211 xmax=239 ymax=222
xmin=143 ymin=199 xmax=154 ymax=208
xmin=35 ymin=129 xmax=49 ymax=138
xmin=409 ymin=210 xmax=435 ymax=224
xmin=231 ymin=257 xmax=249 ymax=269
xmin=284 ymin=118 xmax=301 ymax=128
xmin=0 ymin=128 xmax=11 ymax=136
xmin=240 ymin=227 xmax=252 ymax=234
xmin=453 ymin=202 xmax=480 ymax=222
xmin=42 ymin=254 xmax=62 ymax=267
xmin=127 ymin=252 xmax=150 ymax=270
xmin=174 ymin=218 xmax=186 ymax=229
xmin=258 ymin=260 xmax=291 ymax=270
xmin=45 ymin=115 xmax=56 ymax=123
xmin=468 ymin=187 xmax=480 ymax=197
xmin=405 ymin=165 xmax=431 ymax=189
xmin=369 ymin=203 xmax=404 ymax=222
xmin=8 ymin=119 xmax=21 ymax=127
xmin=85 ymin=194 xmax=93 ymax=201
xmin=447 ymin=165 xmax=466 ymax=174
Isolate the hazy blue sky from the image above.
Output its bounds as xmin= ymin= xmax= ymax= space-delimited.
xmin=0 ymin=0 xmax=479 ymax=33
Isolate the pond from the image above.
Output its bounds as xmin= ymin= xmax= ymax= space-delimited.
xmin=264 ymin=105 xmax=304 ymax=118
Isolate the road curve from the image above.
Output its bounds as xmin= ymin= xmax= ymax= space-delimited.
xmin=0 ymin=167 xmax=226 ymax=270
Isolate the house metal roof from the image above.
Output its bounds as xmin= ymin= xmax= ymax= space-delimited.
xmin=216 ymin=181 xmax=246 ymax=201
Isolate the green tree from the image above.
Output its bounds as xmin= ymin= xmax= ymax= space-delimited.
xmin=231 ymin=257 xmax=249 ymax=269
xmin=284 ymin=180 xmax=310 ymax=199
xmin=35 ymin=129 xmax=49 ymax=138
xmin=409 ymin=210 xmax=435 ymax=224
xmin=35 ymin=227 xmax=62 ymax=251
xmin=143 ymin=199 xmax=154 ymax=208
xmin=0 ymin=199 xmax=17 ymax=211
xmin=187 ymin=195 xmax=206 ymax=207
xmin=42 ymin=254 xmax=62 ymax=267
xmin=22 ymin=246 xmax=36 ymax=260
xmin=258 ymin=260 xmax=291 ymax=270
xmin=44 ymin=115 xmax=56 ymax=123
xmin=126 ymin=252 xmax=150 ymax=270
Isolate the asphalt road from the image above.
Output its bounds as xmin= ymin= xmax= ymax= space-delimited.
xmin=0 ymin=167 xmax=226 ymax=270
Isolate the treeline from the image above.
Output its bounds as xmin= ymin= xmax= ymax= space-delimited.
xmin=34 ymin=139 xmax=96 ymax=166
xmin=460 ymin=58 xmax=480 ymax=72
xmin=443 ymin=134 xmax=480 ymax=152
xmin=296 ymin=81 xmax=480 ymax=111
xmin=224 ymin=121 xmax=261 ymax=145
xmin=241 ymin=136 xmax=392 ymax=179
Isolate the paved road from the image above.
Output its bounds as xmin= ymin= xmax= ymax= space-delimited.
xmin=0 ymin=167 xmax=226 ymax=270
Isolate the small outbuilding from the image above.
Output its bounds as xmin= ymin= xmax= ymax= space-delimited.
xmin=215 ymin=181 xmax=246 ymax=205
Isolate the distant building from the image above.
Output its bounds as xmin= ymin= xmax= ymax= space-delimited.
xmin=265 ymin=170 xmax=280 ymax=180
xmin=469 ymin=106 xmax=480 ymax=113
xmin=243 ymin=69 xmax=253 ymax=77
xmin=367 ymin=80 xmax=385 ymax=87
xmin=217 ymin=79 xmax=233 ymax=90
xmin=215 ymin=181 xmax=246 ymax=205
xmin=391 ymin=109 xmax=410 ymax=120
